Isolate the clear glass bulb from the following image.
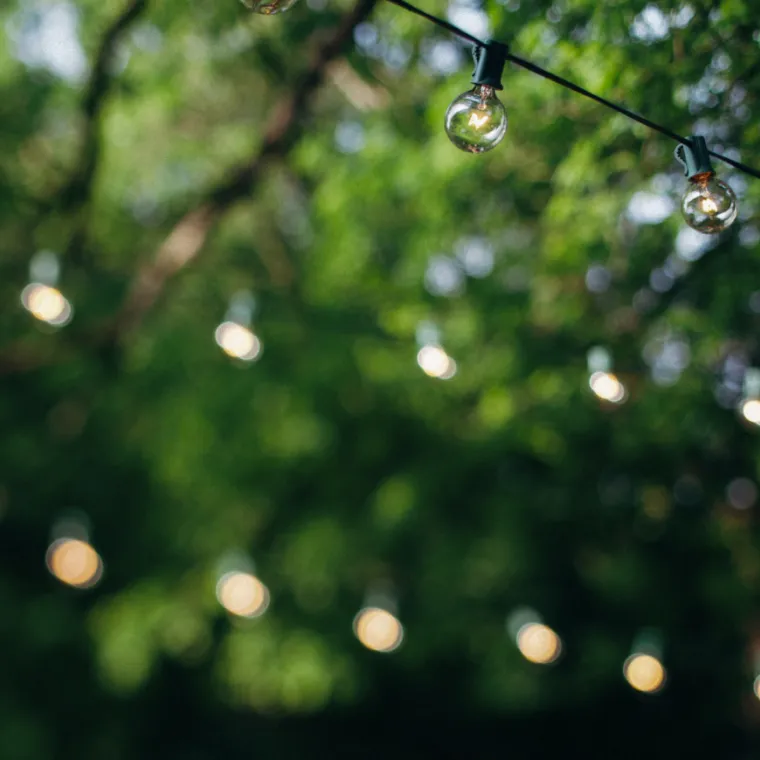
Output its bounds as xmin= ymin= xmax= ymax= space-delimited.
xmin=240 ymin=0 xmax=300 ymax=14
xmin=444 ymin=85 xmax=508 ymax=154
xmin=681 ymin=173 xmax=737 ymax=234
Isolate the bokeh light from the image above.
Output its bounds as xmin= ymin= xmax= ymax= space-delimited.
xmin=740 ymin=398 xmax=760 ymax=425
xmin=753 ymin=675 xmax=760 ymax=700
xmin=589 ymin=371 xmax=626 ymax=403
xmin=214 ymin=321 xmax=262 ymax=361
xmin=516 ymin=622 xmax=562 ymax=664
xmin=21 ymin=283 xmax=73 ymax=326
xmin=46 ymin=538 xmax=103 ymax=588
xmin=417 ymin=345 xmax=456 ymax=379
xmin=353 ymin=607 xmax=404 ymax=652
xmin=623 ymin=653 xmax=666 ymax=693
xmin=216 ymin=571 xmax=270 ymax=618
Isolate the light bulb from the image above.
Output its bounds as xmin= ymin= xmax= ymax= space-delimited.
xmin=740 ymin=398 xmax=760 ymax=426
xmin=623 ymin=653 xmax=666 ymax=693
xmin=353 ymin=607 xmax=404 ymax=653
xmin=516 ymin=622 xmax=562 ymax=664
xmin=46 ymin=538 xmax=103 ymax=589
xmin=216 ymin=571 xmax=269 ymax=618
xmin=214 ymin=321 xmax=262 ymax=361
xmin=240 ymin=0 xmax=300 ymax=14
xmin=589 ymin=371 xmax=626 ymax=403
xmin=681 ymin=174 xmax=737 ymax=234
xmin=417 ymin=344 xmax=456 ymax=379
xmin=21 ymin=283 xmax=73 ymax=326
xmin=444 ymin=85 xmax=508 ymax=154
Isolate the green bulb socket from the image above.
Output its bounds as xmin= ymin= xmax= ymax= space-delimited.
xmin=472 ymin=41 xmax=508 ymax=91
xmin=674 ymin=135 xmax=714 ymax=180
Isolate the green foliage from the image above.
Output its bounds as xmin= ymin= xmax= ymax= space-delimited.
xmin=2 ymin=0 xmax=760 ymax=755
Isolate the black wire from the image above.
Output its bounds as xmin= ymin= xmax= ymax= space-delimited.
xmin=707 ymin=151 xmax=760 ymax=180
xmin=379 ymin=0 xmax=760 ymax=181
xmin=504 ymin=52 xmax=689 ymax=144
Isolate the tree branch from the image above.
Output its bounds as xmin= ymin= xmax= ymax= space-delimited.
xmin=58 ymin=0 xmax=150 ymax=213
xmin=114 ymin=0 xmax=378 ymax=339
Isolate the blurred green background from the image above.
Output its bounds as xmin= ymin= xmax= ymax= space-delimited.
xmin=2 ymin=0 xmax=760 ymax=756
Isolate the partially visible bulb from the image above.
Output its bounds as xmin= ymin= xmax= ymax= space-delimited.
xmin=681 ymin=173 xmax=737 ymax=234
xmin=21 ymin=283 xmax=73 ymax=326
xmin=444 ymin=85 xmax=508 ymax=154
xmin=215 ymin=321 xmax=262 ymax=361
xmin=240 ymin=0 xmax=300 ymax=14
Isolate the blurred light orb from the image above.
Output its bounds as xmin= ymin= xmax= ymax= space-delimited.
xmin=726 ymin=477 xmax=757 ymax=510
xmin=21 ymin=283 xmax=73 ymax=326
xmin=46 ymin=538 xmax=102 ymax=589
xmin=624 ymin=653 xmax=666 ymax=693
xmin=240 ymin=0 xmax=301 ymax=14
xmin=753 ymin=675 xmax=760 ymax=700
xmin=516 ymin=622 xmax=562 ymax=664
xmin=740 ymin=399 xmax=760 ymax=425
xmin=417 ymin=345 xmax=456 ymax=379
xmin=589 ymin=371 xmax=626 ymax=403
xmin=214 ymin=321 xmax=261 ymax=361
xmin=353 ymin=607 xmax=404 ymax=653
xmin=216 ymin=571 xmax=270 ymax=618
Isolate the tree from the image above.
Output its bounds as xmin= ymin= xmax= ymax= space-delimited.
xmin=1 ymin=0 xmax=760 ymax=756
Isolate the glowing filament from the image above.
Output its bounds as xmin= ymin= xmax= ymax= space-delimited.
xmin=698 ymin=196 xmax=719 ymax=215
xmin=468 ymin=112 xmax=490 ymax=129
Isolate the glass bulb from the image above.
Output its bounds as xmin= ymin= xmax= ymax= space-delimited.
xmin=681 ymin=174 xmax=737 ymax=234
xmin=240 ymin=0 xmax=300 ymax=13
xmin=444 ymin=85 xmax=508 ymax=154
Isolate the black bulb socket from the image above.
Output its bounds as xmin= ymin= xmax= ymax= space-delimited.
xmin=675 ymin=135 xmax=715 ymax=181
xmin=472 ymin=41 xmax=508 ymax=91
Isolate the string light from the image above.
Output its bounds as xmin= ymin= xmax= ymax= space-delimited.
xmin=46 ymin=538 xmax=103 ymax=589
xmin=624 ymin=653 xmax=666 ymax=693
xmin=416 ymin=344 xmax=456 ymax=379
xmin=587 ymin=347 xmax=626 ymax=404
xmin=675 ymin=137 xmax=738 ymax=234
xmin=740 ymin=369 xmax=760 ymax=426
xmin=216 ymin=571 xmax=270 ymax=618
xmin=623 ymin=630 xmax=666 ymax=693
xmin=241 ymin=0 xmax=760 ymax=210
xmin=215 ymin=321 xmax=262 ymax=361
xmin=215 ymin=291 xmax=262 ymax=362
xmin=353 ymin=606 xmax=404 ymax=652
xmin=507 ymin=607 xmax=562 ymax=665
xmin=21 ymin=251 xmax=72 ymax=326
xmin=415 ymin=321 xmax=456 ymax=379
xmin=21 ymin=284 xmax=73 ymax=326
xmin=516 ymin=622 xmax=562 ymax=664
xmin=444 ymin=43 xmax=508 ymax=154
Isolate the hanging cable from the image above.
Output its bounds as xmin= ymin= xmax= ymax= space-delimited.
xmin=380 ymin=0 xmax=760 ymax=180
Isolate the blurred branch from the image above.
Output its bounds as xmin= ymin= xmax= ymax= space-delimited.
xmin=57 ymin=0 xmax=150 ymax=213
xmin=113 ymin=0 xmax=379 ymax=339
xmin=327 ymin=60 xmax=389 ymax=111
